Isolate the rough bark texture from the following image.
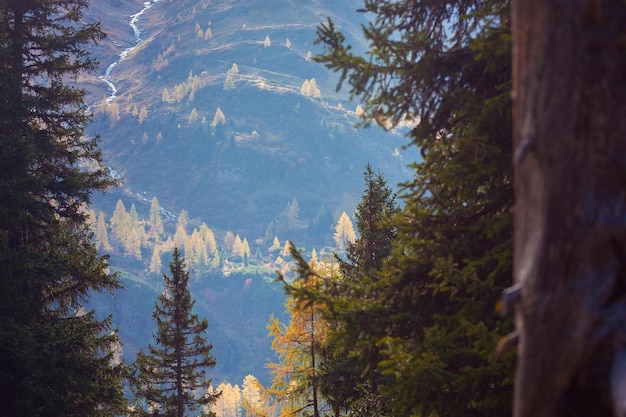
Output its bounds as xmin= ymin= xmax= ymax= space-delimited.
xmin=512 ymin=1 xmax=626 ymax=416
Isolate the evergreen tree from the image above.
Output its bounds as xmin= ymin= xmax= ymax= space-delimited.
xmin=313 ymin=1 xmax=514 ymax=415
xmin=339 ymin=163 xmax=398 ymax=280
xmin=132 ymin=248 xmax=219 ymax=417
xmin=327 ymin=164 xmax=398 ymax=415
xmin=0 ymin=0 xmax=125 ymax=414
xmin=284 ymin=166 xmax=398 ymax=416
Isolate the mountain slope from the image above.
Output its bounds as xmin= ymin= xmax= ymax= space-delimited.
xmin=84 ymin=0 xmax=415 ymax=243
xmin=81 ymin=0 xmax=419 ymax=386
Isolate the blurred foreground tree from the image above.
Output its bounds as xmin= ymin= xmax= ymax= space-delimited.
xmin=511 ymin=1 xmax=626 ymax=416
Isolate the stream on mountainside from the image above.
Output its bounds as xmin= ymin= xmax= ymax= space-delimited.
xmin=96 ymin=0 xmax=178 ymax=222
xmin=99 ymin=0 xmax=162 ymax=102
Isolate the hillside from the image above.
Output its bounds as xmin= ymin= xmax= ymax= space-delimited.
xmin=81 ymin=0 xmax=419 ymax=386
xmin=84 ymin=0 xmax=416 ymax=243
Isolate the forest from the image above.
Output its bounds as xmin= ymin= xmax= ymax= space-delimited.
xmin=1 ymin=0 xmax=625 ymax=417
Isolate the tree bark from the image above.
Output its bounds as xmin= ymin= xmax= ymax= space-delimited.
xmin=512 ymin=1 xmax=626 ymax=416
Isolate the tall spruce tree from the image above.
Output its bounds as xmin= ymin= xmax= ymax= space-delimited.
xmin=0 ymin=0 xmax=125 ymax=415
xmin=132 ymin=248 xmax=219 ymax=417
xmin=312 ymin=1 xmax=515 ymax=416
xmin=282 ymin=165 xmax=398 ymax=417
xmin=323 ymin=164 xmax=398 ymax=416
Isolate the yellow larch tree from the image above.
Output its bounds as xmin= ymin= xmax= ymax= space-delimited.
xmin=333 ymin=211 xmax=356 ymax=251
xmin=261 ymin=257 xmax=330 ymax=417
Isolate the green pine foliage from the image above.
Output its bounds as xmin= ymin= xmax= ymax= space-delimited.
xmin=0 ymin=0 xmax=125 ymax=415
xmin=280 ymin=165 xmax=398 ymax=417
xmin=132 ymin=248 xmax=219 ymax=417
xmin=322 ymin=164 xmax=398 ymax=415
xmin=279 ymin=1 xmax=517 ymax=416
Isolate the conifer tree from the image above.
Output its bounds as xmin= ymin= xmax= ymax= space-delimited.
xmin=150 ymin=246 xmax=163 ymax=274
xmin=211 ymin=107 xmax=226 ymax=128
xmin=327 ymin=164 xmax=398 ymax=414
xmin=339 ymin=163 xmax=398 ymax=280
xmin=333 ymin=212 xmax=356 ymax=251
xmin=111 ymin=198 xmax=129 ymax=244
xmin=210 ymin=383 xmax=240 ymax=417
xmin=149 ymin=197 xmax=165 ymax=239
xmin=0 ymin=0 xmax=125 ymax=415
xmin=311 ymin=1 xmax=514 ymax=415
xmin=241 ymin=375 xmax=263 ymax=416
xmin=263 ymin=256 xmax=330 ymax=417
xmin=284 ymin=166 xmax=398 ymax=416
xmin=132 ymin=248 xmax=219 ymax=417
xmin=177 ymin=209 xmax=189 ymax=232
xmin=138 ymin=106 xmax=149 ymax=124
xmin=96 ymin=210 xmax=113 ymax=252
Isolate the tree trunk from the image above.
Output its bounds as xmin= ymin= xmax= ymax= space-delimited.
xmin=511 ymin=1 xmax=626 ymax=416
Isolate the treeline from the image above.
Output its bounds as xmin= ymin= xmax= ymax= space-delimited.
xmin=88 ymin=196 xmax=358 ymax=281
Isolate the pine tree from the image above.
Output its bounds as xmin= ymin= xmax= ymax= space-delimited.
xmin=0 ymin=0 xmax=125 ymax=414
xmin=283 ymin=166 xmax=398 ymax=416
xmin=325 ymin=164 xmax=398 ymax=414
xmin=313 ymin=1 xmax=514 ymax=415
xmin=339 ymin=164 xmax=397 ymax=280
xmin=132 ymin=248 xmax=219 ymax=417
